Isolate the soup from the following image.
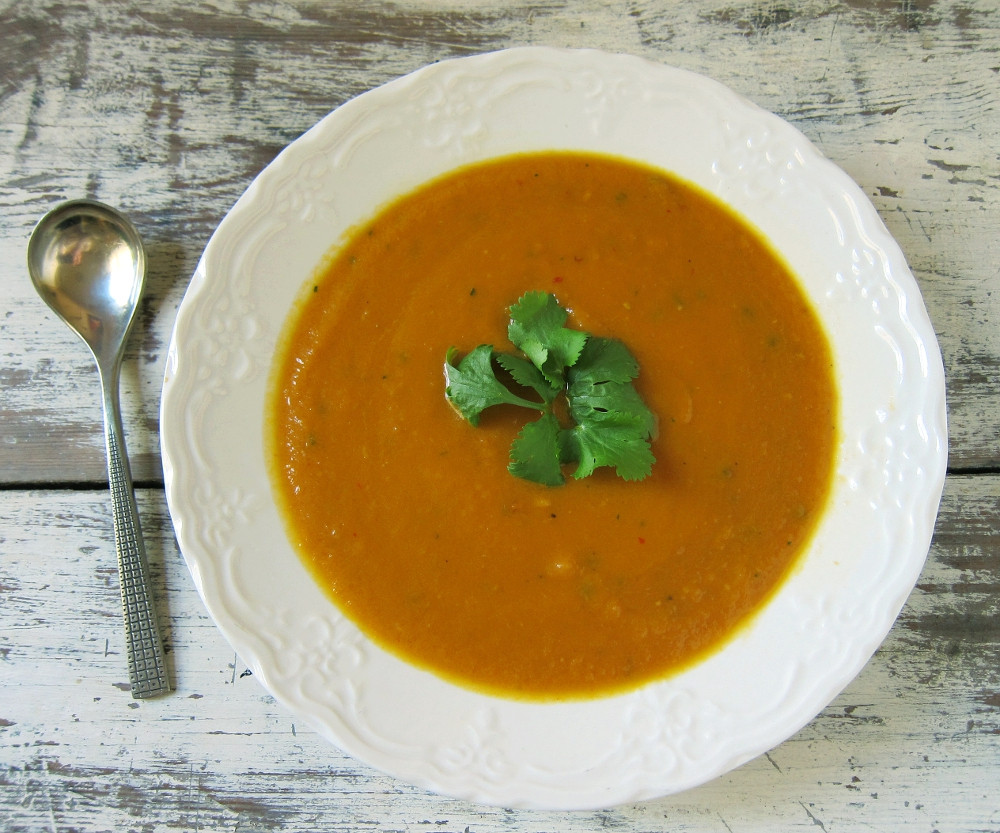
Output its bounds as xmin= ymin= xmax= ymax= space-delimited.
xmin=267 ymin=152 xmax=837 ymax=700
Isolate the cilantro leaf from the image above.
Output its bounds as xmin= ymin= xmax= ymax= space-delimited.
xmin=444 ymin=345 xmax=544 ymax=425
xmin=444 ymin=293 xmax=657 ymax=486
xmin=568 ymin=382 xmax=657 ymax=436
xmin=564 ymin=338 xmax=657 ymax=479
xmin=567 ymin=356 xmax=657 ymax=439
xmin=563 ymin=418 xmax=657 ymax=481
xmin=495 ymin=352 xmax=554 ymax=403
xmin=508 ymin=413 xmax=565 ymax=486
xmin=507 ymin=291 xmax=588 ymax=388
xmin=569 ymin=336 xmax=640 ymax=385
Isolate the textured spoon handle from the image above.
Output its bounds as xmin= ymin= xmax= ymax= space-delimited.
xmin=102 ymin=375 xmax=171 ymax=699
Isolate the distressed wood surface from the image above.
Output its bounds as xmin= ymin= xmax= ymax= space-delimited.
xmin=2 ymin=480 xmax=997 ymax=831
xmin=1 ymin=0 xmax=998 ymax=830
xmin=2 ymin=0 xmax=998 ymax=483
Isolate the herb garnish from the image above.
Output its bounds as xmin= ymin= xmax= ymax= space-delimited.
xmin=444 ymin=291 xmax=657 ymax=486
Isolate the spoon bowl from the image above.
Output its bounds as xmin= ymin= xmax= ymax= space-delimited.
xmin=27 ymin=199 xmax=147 ymax=365
xmin=27 ymin=199 xmax=170 ymax=699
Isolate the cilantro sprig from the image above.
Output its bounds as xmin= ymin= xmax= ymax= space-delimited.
xmin=444 ymin=292 xmax=657 ymax=486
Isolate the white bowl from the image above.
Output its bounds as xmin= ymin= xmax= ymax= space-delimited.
xmin=161 ymin=47 xmax=947 ymax=809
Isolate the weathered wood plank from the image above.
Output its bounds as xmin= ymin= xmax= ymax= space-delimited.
xmin=1 ymin=0 xmax=998 ymax=485
xmin=1 ymin=475 xmax=997 ymax=829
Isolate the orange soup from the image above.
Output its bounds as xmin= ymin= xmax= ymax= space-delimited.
xmin=267 ymin=152 xmax=837 ymax=700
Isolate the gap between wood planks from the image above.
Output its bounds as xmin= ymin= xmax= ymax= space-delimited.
xmin=0 ymin=480 xmax=167 ymax=491
xmin=1 ymin=465 xmax=995 ymax=492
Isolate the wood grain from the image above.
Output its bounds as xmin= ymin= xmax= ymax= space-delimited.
xmin=1 ymin=0 xmax=998 ymax=483
xmin=1 ymin=477 xmax=996 ymax=830
xmin=2 ymin=0 xmax=998 ymax=828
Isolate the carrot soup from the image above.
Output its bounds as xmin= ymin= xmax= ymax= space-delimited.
xmin=267 ymin=151 xmax=837 ymax=700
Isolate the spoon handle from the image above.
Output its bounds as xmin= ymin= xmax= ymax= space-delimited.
xmin=101 ymin=373 xmax=171 ymax=699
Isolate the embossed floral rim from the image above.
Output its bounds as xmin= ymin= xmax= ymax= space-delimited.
xmin=161 ymin=47 xmax=947 ymax=809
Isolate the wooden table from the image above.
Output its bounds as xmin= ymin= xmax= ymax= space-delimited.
xmin=2 ymin=1 xmax=997 ymax=829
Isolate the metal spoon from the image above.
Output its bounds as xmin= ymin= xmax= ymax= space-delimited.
xmin=27 ymin=199 xmax=171 ymax=699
